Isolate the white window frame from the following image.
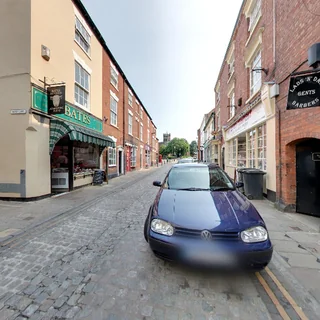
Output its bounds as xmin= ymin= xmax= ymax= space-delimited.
xmin=110 ymin=63 xmax=119 ymax=89
xmin=140 ymin=107 xmax=143 ymax=119
xmin=128 ymin=92 xmax=133 ymax=107
xmin=228 ymin=56 xmax=235 ymax=79
xmin=257 ymin=123 xmax=267 ymax=171
xmin=108 ymin=148 xmax=116 ymax=167
xmin=140 ymin=123 xmax=143 ymax=141
xmin=75 ymin=16 xmax=91 ymax=55
xmin=228 ymin=139 xmax=237 ymax=167
xmin=229 ymin=91 xmax=235 ymax=119
xmin=74 ymin=61 xmax=90 ymax=109
xmin=147 ymin=129 xmax=150 ymax=145
xmin=110 ymin=96 xmax=118 ymax=127
xmin=128 ymin=113 xmax=133 ymax=135
xmin=131 ymin=148 xmax=136 ymax=167
xmin=248 ymin=128 xmax=257 ymax=168
xmin=249 ymin=0 xmax=262 ymax=33
xmin=250 ymin=50 xmax=262 ymax=96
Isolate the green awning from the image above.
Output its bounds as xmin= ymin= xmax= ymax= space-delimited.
xmin=49 ymin=119 xmax=115 ymax=154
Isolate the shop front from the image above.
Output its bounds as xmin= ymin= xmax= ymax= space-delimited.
xmin=224 ymin=96 xmax=276 ymax=201
xmin=145 ymin=145 xmax=151 ymax=168
xmin=33 ymin=86 xmax=115 ymax=194
xmin=125 ymin=143 xmax=138 ymax=172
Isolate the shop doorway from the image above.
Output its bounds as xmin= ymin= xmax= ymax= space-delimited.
xmin=296 ymin=139 xmax=320 ymax=217
xmin=118 ymin=150 xmax=123 ymax=175
xmin=221 ymin=147 xmax=225 ymax=170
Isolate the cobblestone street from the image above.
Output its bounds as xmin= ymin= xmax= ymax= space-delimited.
xmin=0 ymin=166 xmax=275 ymax=320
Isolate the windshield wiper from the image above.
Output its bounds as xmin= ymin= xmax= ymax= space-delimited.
xmin=211 ymin=187 xmax=235 ymax=191
xmin=176 ymin=187 xmax=210 ymax=191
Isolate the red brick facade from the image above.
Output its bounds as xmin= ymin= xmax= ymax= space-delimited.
xmin=210 ymin=0 xmax=320 ymax=211
xmin=274 ymin=0 xmax=320 ymax=210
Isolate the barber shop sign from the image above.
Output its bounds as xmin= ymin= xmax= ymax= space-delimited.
xmin=287 ymin=71 xmax=320 ymax=110
xmin=47 ymin=85 xmax=66 ymax=115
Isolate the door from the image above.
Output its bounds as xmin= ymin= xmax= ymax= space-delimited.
xmin=118 ymin=150 xmax=122 ymax=175
xmin=296 ymin=139 xmax=320 ymax=216
xmin=222 ymin=147 xmax=225 ymax=170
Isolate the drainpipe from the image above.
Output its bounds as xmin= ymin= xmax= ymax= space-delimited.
xmin=123 ymin=77 xmax=126 ymax=175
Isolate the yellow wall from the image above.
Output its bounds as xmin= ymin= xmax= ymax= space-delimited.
xmin=0 ymin=0 xmax=32 ymax=197
xmin=30 ymin=0 xmax=103 ymax=118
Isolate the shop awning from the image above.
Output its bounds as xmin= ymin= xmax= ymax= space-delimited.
xmin=49 ymin=119 xmax=115 ymax=154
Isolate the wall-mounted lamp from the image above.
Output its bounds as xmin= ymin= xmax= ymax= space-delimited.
xmin=252 ymin=67 xmax=269 ymax=75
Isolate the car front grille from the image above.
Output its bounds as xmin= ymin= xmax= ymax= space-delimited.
xmin=174 ymin=227 xmax=239 ymax=240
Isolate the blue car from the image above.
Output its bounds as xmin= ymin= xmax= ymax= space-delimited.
xmin=144 ymin=163 xmax=273 ymax=270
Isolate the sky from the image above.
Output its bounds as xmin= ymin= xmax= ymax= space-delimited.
xmin=81 ymin=0 xmax=242 ymax=144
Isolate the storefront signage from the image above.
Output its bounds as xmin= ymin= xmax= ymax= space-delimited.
xmin=226 ymin=103 xmax=266 ymax=140
xmin=32 ymin=87 xmax=102 ymax=132
xmin=287 ymin=72 xmax=320 ymax=110
xmin=10 ymin=109 xmax=27 ymax=115
xmin=47 ymin=85 xmax=65 ymax=115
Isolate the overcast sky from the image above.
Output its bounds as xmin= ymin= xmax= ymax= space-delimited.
xmin=82 ymin=0 xmax=242 ymax=143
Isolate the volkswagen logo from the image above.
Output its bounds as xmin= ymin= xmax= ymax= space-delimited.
xmin=201 ymin=230 xmax=212 ymax=240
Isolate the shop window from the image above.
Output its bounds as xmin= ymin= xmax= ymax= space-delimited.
xmin=75 ymin=62 xmax=90 ymax=109
xmin=128 ymin=113 xmax=133 ymax=135
xmin=131 ymin=148 xmax=136 ymax=167
xmin=250 ymin=51 xmax=262 ymax=96
xmin=258 ymin=124 xmax=267 ymax=171
xmin=108 ymin=148 xmax=116 ymax=166
xmin=110 ymin=96 xmax=117 ymax=126
xmin=237 ymin=136 xmax=246 ymax=168
xmin=228 ymin=139 xmax=237 ymax=166
xmin=74 ymin=143 xmax=99 ymax=173
xmin=75 ymin=16 xmax=91 ymax=55
xmin=128 ymin=92 xmax=133 ymax=106
xmin=248 ymin=129 xmax=256 ymax=168
xmin=110 ymin=64 xmax=118 ymax=89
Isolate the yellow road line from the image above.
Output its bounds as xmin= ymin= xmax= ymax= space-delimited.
xmin=265 ymin=267 xmax=308 ymax=320
xmin=256 ymin=272 xmax=291 ymax=320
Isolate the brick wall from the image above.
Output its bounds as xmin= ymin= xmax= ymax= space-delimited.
xmin=275 ymin=0 xmax=320 ymax=208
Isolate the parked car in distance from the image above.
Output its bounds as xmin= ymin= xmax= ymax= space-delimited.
xmin=177 ymin=158 xmax=194 ymax=164
xmin=144 ymin=162 xmax=273 ymax=270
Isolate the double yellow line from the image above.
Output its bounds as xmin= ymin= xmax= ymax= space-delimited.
xmin=256 ymin=267 xmax=308 ymax=320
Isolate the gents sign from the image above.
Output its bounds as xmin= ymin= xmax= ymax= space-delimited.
xmin=287 ymin=72 xmax=320 ymax=110
xmin=47 ymin=85 xmax=65 ymax=114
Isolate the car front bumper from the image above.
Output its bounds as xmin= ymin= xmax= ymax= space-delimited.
xmin=148 ymin=232 xmax=273 ymax=268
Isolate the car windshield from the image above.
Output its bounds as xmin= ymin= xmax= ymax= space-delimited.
xmin=164 ymin=166 xmax=235 ymax=191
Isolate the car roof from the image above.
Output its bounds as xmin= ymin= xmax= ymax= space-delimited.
xmin=172 ymin=162 xmax=220 ymax=168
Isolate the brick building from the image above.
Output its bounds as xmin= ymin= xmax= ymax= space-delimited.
xmin=273 ymin=0 xmax=320 ymax=214
xmin=205 ymin=0 xmax=320 ymax=215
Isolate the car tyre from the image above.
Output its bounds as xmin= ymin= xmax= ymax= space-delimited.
xmin=144 ymin=215 xmax=149 ymax=243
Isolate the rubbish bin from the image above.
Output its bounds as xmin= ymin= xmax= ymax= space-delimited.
xmin=237 ymin=168 xmax=255 ymax=194
xmin=241 ymin=169 xmax=266 ymax=200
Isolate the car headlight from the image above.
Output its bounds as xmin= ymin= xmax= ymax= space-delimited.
xmin=151 ymin=219 xmax=174 ymax=236
xmin=241 ymin=226 xmax=268 ymax=243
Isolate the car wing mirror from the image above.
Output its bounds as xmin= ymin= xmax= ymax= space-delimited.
xmin=235 ymin=181 xmax=244 ymax=188
xmin=153 ymin=181 xmax=162 ymax=187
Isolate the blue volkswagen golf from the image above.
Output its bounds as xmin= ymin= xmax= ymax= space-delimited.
xmin=144 ymin=163 xmax=273 ymax=270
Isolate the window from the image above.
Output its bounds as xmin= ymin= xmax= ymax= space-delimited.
xmin=128 ymin=92 xmax=133 ymax=106
xmin=140 ymin=107 xmax=143 ymax=119
xmin=249 ymin=0 xmax=261 ymax=32
xmin=108 ymin=148 xmax=116 ymax=166
xmin=110 ymin=96 xmax=117 ymax=126
xmin=211 ymin=117 xmax=215 ymax=132
xmin=228 ymin=57 xmax=235 ymax=78
xmin=75 ymin=62 xmax=90 ymax=109
xmin=147 ymin=129 xmax=150 ymax=145
xmin=237 ymin=136 xmax=246 ymax=168
xmin=257 ymin=124 xmax=267 ymax=170
xmin=131 ymin=148 xmax=136 ymax=167
xmin=216 ymin=91 xmax=221 ymax=104
xmin=75 ymin=16 xmax=91 ymax=54
xmin=250 ymin=51 xmax=262 ymax=96
xmin=229 ymin=92 xmax=235 ymax=119
xmin=128 ymin=113 xmax=133 ymax=135
xmin=248 ymin=129 xmax=256 ymax=168
xmin=228 ymin=139 xmax=237 ymax=166
xmin=140 ymin=124 xmax=143 ymax=141
xmin=110 ymin=65 xmax=118 ymax=89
